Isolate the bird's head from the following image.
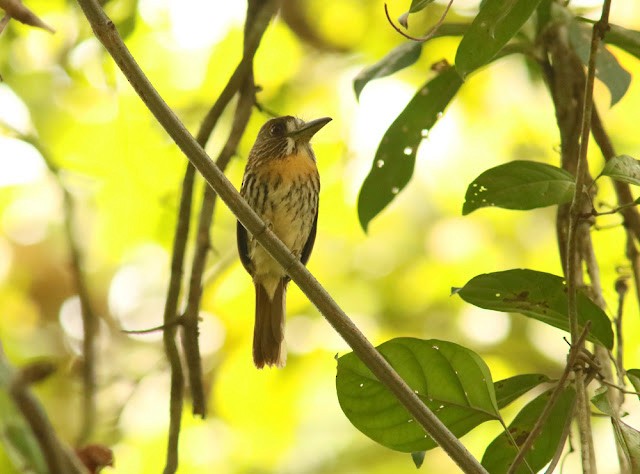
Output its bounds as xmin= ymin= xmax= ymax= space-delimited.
xmin=250 ymin=115 xmax=332 ymax=162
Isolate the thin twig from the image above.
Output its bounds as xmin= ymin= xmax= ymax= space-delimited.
xmin=544 ymin=395 xmax=578 ymax=474
xmin=74 ymin=1 xmax=487 ymax=472
xmin=508 ymin=323 xmax=591 ymax=474
xmin=13 ymin=135 xmax=99 ymax=445
xmin=564 ymin=2 xmax=612 ymax=471
xmin=383 ymin=1 xmax=455 ymax=42
xmin=181 ymin=0 xmax=275 ymax=419
xmin=162 ymin=164 xmax=194 ymax=474
xmin=121 ymin=316 xmax=183 ymax=335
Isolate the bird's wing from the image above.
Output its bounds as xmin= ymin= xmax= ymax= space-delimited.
xmin=300 ymin=209 xmax=318 ymax=267
xmin=237 ymin=221 xmax=254 ymax=275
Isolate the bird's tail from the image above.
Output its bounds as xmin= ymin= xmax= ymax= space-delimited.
xmin=253 ymin=279 xmax=287 ymax=368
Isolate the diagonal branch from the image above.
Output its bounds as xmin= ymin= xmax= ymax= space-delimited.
xmin=74 ymin=0 xmax=487 ymax=472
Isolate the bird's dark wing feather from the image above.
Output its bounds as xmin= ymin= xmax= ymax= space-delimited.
xmin=300 ymin=210 xmax=318 ymax=267
xmin=237 ymin=221 xmax=254 ymax=275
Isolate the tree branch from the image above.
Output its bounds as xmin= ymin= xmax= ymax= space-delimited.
xmin=74 ymin=0 xmax=487 ymax=471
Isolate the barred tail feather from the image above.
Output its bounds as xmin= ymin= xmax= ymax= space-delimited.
xmin=253 ymin=279 xmax=287 ymax=368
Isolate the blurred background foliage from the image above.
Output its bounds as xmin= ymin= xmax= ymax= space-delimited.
xmin=0 ymin=0 xmax=639 ymax=472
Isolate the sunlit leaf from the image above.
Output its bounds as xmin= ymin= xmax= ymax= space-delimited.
xmin=613 ymin=418 xmax=640 ymax=471
xmin=495 ymin=374 xmax=551 ymax=409
xmin=455 ymin=0 xmax=541 ymax=78
xmin=569 ymin=19 xmax=631 ymax=106
xmin=398 ymin=0 xmax=437 ymax=27
xmin=357 ymin=66 xmax=463 ymax=231
xmin=354 ymin=42 xmax=423 ymax=100
xmin=627 ymin=369 xmax=640 ymax=400
xmin=482 ymin=386 xmax=576 ymax=473
xmin=454 ymin=269 xmax=614 ymax=349
xmin=462 ymin=161 xmax=575 ymax=215
xmin=599 ymin=155 xmax=640 ymax=186
xmin=336 ymin=337 xmax=500 ymax=452
xmin=607 ymin=23 xmax=640 ymax=60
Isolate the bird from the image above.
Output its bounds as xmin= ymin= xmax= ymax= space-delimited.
xmin=237 ymin=115 xmax=331 ymax=368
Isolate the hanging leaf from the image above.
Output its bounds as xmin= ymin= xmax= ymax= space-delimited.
xmin=357 ymin=66 xmax=463 ymax=231
xmin=336 ymin=338 xmax=500 ymax=452
xmin=613 ymin=419 xmax=640 ymax=471
xmin=354 ymin=42 xmax=423 ymax=100
xmin=454 ymin=269 xmax=614 ymax=349
xmin=598 ymin=155 xmax=640 ymax=186
xmin=606 ymin=23 xmax=640 ymax=60
xmin=494 ymin=374 xmax=551 ymax=409
xmin=462 ymin=161 xmax=575 ymax=215
xmin=569 ymin=19 xmax=631 ymax=106
xmin=455 ymin=0 xmax=542 ymax=78
xmin=627 ymin=369 xmax=640 ymax=400
xmin=398 ymin=0 xmax=437 ymax=28
xmin=482 ymin=386 xmax=576 ymax=473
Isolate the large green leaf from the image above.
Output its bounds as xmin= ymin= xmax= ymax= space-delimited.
xmin=598 ymin=155 xmax=640 ymax=186
xmin=569 ymin=19 xmax=631 ymax=106
xmin=455 ymin=0 xmax=541 ymax=78
xmin=454 ymin=269 xmax=614 ymax=349
xmin=462 ymin=161 xmax=575 ymax=215
xmin=336 ymin=338 xmax=500 ymax=452
xmin=357 ymin=66 xmax=463 ymax=231
xmin=482 ymin=386 xmax=576 ymax=473
xmin=494 ymin=374 xmax=551 ymax=409
xmin=354 ymin=42 xmax=423 ymax=100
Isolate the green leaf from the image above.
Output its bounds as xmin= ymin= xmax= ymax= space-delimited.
xmin=354 ymin=42 xmax=423 ymax=100
xmin=482 ymin=386 xmax=576 ymax=473
xmin=357 ymin=66 xmax=463 ymax=231
xmin=462 ymin=161 xmax=575 ymax=215
xmin=494 ymin=374 xmax=551 ymax=409
xmin=408 ymin=0 xmax=436 ymax=13
xmin=455 ymin=269 xmax=614 ymax=349
xmin=627 ymin=369 xmax=640 ymax=400
xmin=607 ymin=23 xmax=640 ymax=60
xmin=613 ymin=418 xmax=640 ymax=472
xmin=591 ymin=386 xmax=614 ymax=415
xmin=411 ymin=451 xmax=426 ymax=468
xmin=336 ymin=337 xmax=500 ymax=452
xmin=569 ymin=19 xmax=631 ymax=106
xmin=455 ymin=0 xmax=541 ymax=78
xmin=599 ymin=155 xmax=640 ymax=186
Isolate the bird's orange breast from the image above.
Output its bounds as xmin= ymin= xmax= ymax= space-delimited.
xmin=264 ymin=148 xmax=317 ymax=179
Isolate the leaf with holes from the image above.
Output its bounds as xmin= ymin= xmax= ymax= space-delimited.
xmin=598 ymin=155 xmax=640 ymax=186
xmin=336 ymin=338 xmax=500 ymax=452
xmin=354 ymin=42 xmax=423 ymax=100
xmin=494 ymin=374 xmax=551 ymax=409
xmin=569 ymin=19 xmax=631 ymax=106
xmin=462 ymin=161 xmax=575 ymax=215
xmin=482 ymin=386 xmax=576 ymax=473
xmin=357 ymin=66 xmax=463 ymax=231
xmin=455 ymin=0 xmax=541 ymax=78
xmin=454 ymin=269 xmax=613 ymax=349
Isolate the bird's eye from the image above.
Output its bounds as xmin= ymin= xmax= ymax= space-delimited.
xmin=270 ymin=122 xmax=286 ymax=136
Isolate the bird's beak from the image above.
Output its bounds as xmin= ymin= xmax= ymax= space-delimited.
xmin=287 ymin=117 xmax=332 ymax=142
